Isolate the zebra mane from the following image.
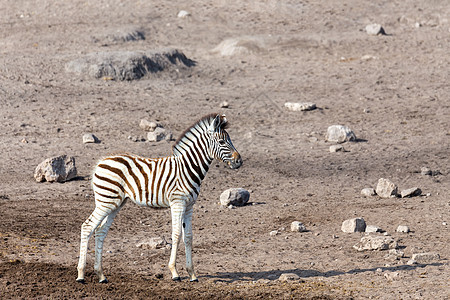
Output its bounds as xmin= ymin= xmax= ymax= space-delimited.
xmin=172 ymin=113 xmax=228 ymax=156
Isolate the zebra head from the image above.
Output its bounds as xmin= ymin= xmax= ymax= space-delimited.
xmin=209 ymin=114 xmax=242 ymax=169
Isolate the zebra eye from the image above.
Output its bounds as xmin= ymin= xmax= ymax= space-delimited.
xmin=218 ymin=139 xmax=226 ymax=146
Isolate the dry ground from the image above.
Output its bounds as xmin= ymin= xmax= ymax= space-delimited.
xmin=0 ymin=0 xmax=449 ymax=299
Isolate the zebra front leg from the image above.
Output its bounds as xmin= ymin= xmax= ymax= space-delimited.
xmin=77 ymin=209 xmax=109 ymax=283
xmin=168 ymin=200 xmax=185 ymax=281
xmin=183 ymin=205 xmax=198 ymax=282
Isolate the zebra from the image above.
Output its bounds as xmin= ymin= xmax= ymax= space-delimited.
xmin=76 ymin=113 xmax=242 ymax=283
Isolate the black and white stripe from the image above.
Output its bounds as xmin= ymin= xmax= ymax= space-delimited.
xmin=77 ymin=113 xmax=242 ymax=283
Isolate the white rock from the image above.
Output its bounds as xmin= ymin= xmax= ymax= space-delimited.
xmin=326 ymin=125 xmax=356 ymax=143
xmin=212 ymin=37 xmax=264 ymax=56
xmin=291 ymin=221 xmax=307 ymax=232
xmin=400 ymin=187 xmax=422 ymax=198
xmin=140 ymin=119 xmax=159 ymax=132
xmin=83 ymin=133 xmax=98 ymax=144
xmin=341 ymin=217 xmax=366 ymax=233
xmin=361 ymin=54 xmax=377 ymax=61
xmin=388 ymin=249 xmax=404 ymax=258
xmin=361 ymin=188 xmax=376 ymax=197
xmin=269 ymin=230 xmax=279 ymax=236
xmin=365 ymin=225 xmax=383 ymax=233
xmin=220 ymin=188 xmax=250 ymax=206
xmin=147 ymin=127 xmax=172 ymax=142
xmin=396 ymin=225 xmax=410 ymax=233
xmin=220 ymin=101 xmax=229 ymax=108
xmin=384 ymin=271 xmax=399 ymax=281
xmin=365 ymin=23 xmax=386 ymax=35
xmin=278 ymin=273 xmax=300 ymax=282
xmin=284 ymin=102 xmax=316 ymax=111
xmin=34 ymin=155 xmax=77 ymax=183
xmin=136 ymin=237 xmax=167 ymax=249
xmin=353 ymin=235 xmax=398 ymax=251
xmin=376 ymin=178 xmax=398 ymax=198
xmin=329 ymin=145 xmax=345 ymax=153
xmin=177 ymin=10 xmax=191 ymax=18
xmin=420 ymin=167 xmax=432 ymax=176
xmin=411 ymin=252 xmax=440 ymax=263
xmin=407 ymin=259 xmax=417 ymax=265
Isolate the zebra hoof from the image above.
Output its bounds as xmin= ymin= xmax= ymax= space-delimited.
xmin=76 ymin=278 xmax=86 ymax=284
xmin=99 ymin=278 xmax=108 ymax=284
xmin=190 ymin=278 xmax=199 ymax=282
xmin=172 ymin=277 xmax=181 ymax=282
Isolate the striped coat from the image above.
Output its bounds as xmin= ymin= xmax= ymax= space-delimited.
xmin=77 ymin=113 xmax=242 ymax=283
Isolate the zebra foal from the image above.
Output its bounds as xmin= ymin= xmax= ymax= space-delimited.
xmin=76 ymin=113 xmax=242 ymax=283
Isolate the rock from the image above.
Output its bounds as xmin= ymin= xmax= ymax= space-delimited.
xmin=220 ymin=188 xmax=250 ymax=207
xmin=326 ymin=125 xmax=356 ymax=143
xmin=341 ymin=217 xmax=366 ymax=233
xmin=82 ymin=133 xmax=99 ymax=144
xmin=147 ymin=127 xmax=172 ymax=142
xmin=34 ymin=155 xmax=77 ymax=183
xmin=375 ymin=178 xmax=398 ymax=198
xmin=387 ymin=249 xmax=404 ymax=258
xmin=177 ymin=10 xmax=191 ymax=18
xmin=212 ymin=37 xmax=265 ymax=56
xmin=420 ymin=167 xmax=432 ymax=176
xmin=365 ymin=225 xmax=383 ymax=233
xmin=365 ymin=23 xmax=386 ymax=35
xmin=65 ymin=48 xmax=195 ymax=81
xmin=396 ymin=225 xmax=410 ymax=233
xmin=411 ymin=252 xmax=440 ymax=263
xmin=136 ymin=237 xmax=167 ymax=249
xmin=220 ymin=101 xmax=229 ymax=108
xmin=284 ymin=102 xmax=316 ymax=111
xmin=104 ymin=28 xmax=145 ymax=43
xmin=329 ymin=145 xmax=345 ymax=153
xmin=384 ymin=271 xmax=399 ymax=281
xmin=353 ymin=235 xmax=398 ymax=251
xmin=140 ymin=119 xmax=160 ymax=132
xmin=269 ymin=230 xmax=279 ymax=236
xmin=407 ymin=259 xmax=417 ymax=265
xmin=279 ymin=273 xmax=300 ymax=282
xmin=361 ymin=54 xmax=377 ymax=61
xmin=291 ymin=221 xmax=307 ymax=232
xmin=400 ymin=187 xmax=422 ymax=198
xmin=361 ymin=188 xmax=376 ymax=197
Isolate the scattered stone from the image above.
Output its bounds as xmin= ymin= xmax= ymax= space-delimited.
xmin=361 ymin=54 xmax=377 ymax=61
xmin=387 ymin=249 xmax=404 ymax=258
xmin=329 ymin=145 xmax=345 ymax=153
xmin=104 ymin=28 xmax=145 ymax=43
xmin=411 ymin=252 xmax=440 ymax=263
xmin=136 ymin=237 xmax=167 ymax=249
xmin=220 ymin=188 xmax=250 ymax=207
xmin=375 ymin=178 xmax=398 ymax=198
xmin=65 ymin=48 xmax=195 ymax=81
xmin=220 ymin=101 xmax=229 ymax=108
xmin=326 ymin=125 xmax=356 ymax=143
xmin=278 ymin=273 xmax=301 ymax=282
xmin=284 ymin=102 xmax=316 ymax=111
xmin=128 ymin=135 xmax=146 ymax=142
xmin=177 ymin=10 xmax=191 ymax=18
xmin=212 ymin=37 xmax=265 ymax=56
xmin=353 ymin=235 xmax=398 ymax=251
xmin=365 ymin=225 xmax=383 ymax=233
xmin=407 ymin=259 xmax=417 ymax=265
xmin=365 ymin=23 xmax=386 ymax=36
xmin=147 ymin=127 xmax=172 ymax=142
xmin=140 ymin=119 xmax=160 ymax=132
xmin=420 ymin=167 xmax=432 ymax=176
xmin=34 ymin=155 xmax=77 ymax=183
xmin=384 ymin=271 xmax=399 ymax=281
xmin=269 ymin=230 xmax=279 ymax=236
xmin=82 ymin=133 xmax=99 ymax=144
xmin=291 ymin=221 xmax=307 ymax=232
xmin=341 ymin=217 xmax=366 ymax=233
xmin=361 ymin=188 xmax=376 ymax=197
xmin=396 ymin=225 xmax=410 ymax=233
xmin=401 ymin=187 xmax=422 ymax=198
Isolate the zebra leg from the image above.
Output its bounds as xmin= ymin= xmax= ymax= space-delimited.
xmin=183 ymin=205 xmax=198 ymax=282
xmin=76 ymin=208 xmax=110 ymax=283
xmin=168 ymin=200 xmax=186 ymax=281
xmin=93 ymin=203 xmax=124 ymax=283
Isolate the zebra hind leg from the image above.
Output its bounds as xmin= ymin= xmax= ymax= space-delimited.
xmin=93 ymin=200 xmax=126 ymax=283
xmin=76 ymin=207 xmax=112 ymax=283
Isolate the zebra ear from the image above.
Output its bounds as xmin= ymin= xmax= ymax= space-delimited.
xmin=212 ymin=114 xmax=228 ymax=130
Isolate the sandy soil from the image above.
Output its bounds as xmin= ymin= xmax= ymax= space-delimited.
xmin=0 ymin=0 xmax=449 ymax=299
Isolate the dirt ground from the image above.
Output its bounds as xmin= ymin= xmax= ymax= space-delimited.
xmin=0 ymin=0 xmax=449 ymax=299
